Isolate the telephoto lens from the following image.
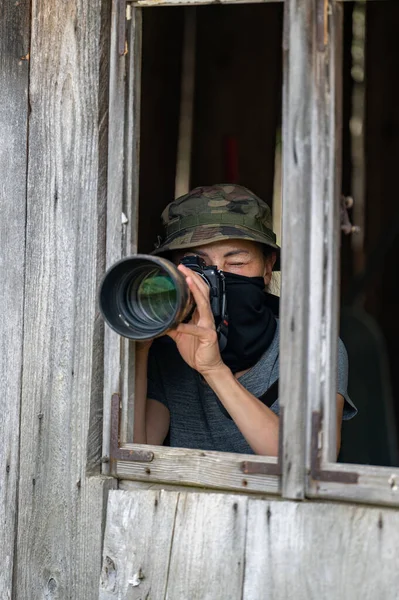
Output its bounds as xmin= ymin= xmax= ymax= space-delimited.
xmin=98 ymin=255 xmax=193 ymax=340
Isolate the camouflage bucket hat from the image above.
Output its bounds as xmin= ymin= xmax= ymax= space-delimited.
xmin=152 ymin=184 xmax=281 ymax=270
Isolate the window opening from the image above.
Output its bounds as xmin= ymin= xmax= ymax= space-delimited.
xmin=338 ymin=0 xmax=399 ymax=468
xmin=104 ymin=3 xmax=286 ymax=493
xmin=307 ymin=0 xmax=399 ymax=508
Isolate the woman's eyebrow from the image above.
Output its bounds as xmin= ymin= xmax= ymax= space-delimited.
xmin=186 ymin=248 xmax=208 ymax=257
xmin=187 ymin=248 xmax=250 ymax=258
xmin=224 ymin=250 xmax=250 ymax=258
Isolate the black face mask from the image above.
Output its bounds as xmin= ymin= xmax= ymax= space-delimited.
xmin=220 ymin=272 xmax=277 ymax=374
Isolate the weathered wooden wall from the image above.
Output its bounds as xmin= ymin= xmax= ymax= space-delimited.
xmin=3 ymin=2 xmax=399 ymax=599
xmin=100 ymin=489 xmax=399 ymax=600
xmin=0 ymin=0 xmax=116 ymax=598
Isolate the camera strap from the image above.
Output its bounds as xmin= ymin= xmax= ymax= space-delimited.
xmin=216 ymin=270 xmax=229 ymax=352
xmin=258 ymin=379 xmax=279 ymax=408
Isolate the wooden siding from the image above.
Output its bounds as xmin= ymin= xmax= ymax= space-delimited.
xmin=100 ymin=489 xmax=399 ymax=600
xmin=10 ymin=0 xmax=117 ymax=598
xmin=2 ymin=1 xmax=399 ymax=599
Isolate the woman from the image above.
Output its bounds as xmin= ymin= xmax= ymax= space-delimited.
xmin=133 ymin=184 xmax=357 ymax=455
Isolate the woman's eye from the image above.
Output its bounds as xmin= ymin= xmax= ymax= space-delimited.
xmin=229 ymin=263 xmax=245 ymax=267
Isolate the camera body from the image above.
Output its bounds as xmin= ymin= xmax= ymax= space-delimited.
xmin=180 ymin=255 xmax=226 ymax=323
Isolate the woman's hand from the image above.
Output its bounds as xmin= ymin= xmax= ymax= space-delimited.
xmin=166 ymin=264 xmax=226 ymax=376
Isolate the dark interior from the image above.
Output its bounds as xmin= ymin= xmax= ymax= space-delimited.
xmin=339 ymin=1 xmax=399 ymax=466
xmin=138 ymin=3 xmax=283 ymax=254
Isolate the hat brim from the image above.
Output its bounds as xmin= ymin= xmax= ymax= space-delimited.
xmin=152 ymin=224 xmax=281 ymax=271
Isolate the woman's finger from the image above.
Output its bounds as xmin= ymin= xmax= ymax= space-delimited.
xmin=177 ymin=265 xmax=216 ymax=328
xmin=173 ymin=322 xmax=218 ymax=341
xmin=178 ymin=264 xmax=210 ymax=299
xmin=178 ymin=265 xmax=213 ymax=315
xmin=186 ymin=276 xmax=215 ymax=326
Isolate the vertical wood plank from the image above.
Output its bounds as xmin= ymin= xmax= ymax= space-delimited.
xmin=281 ymin=0 xmax=342 ymax=495
xmin=165 ymin=493 xmax=247 ymax=600
xmin=99 ymin=490 xmax=180 ymax=599
xmin=102 ymin=0 xmax=127 ymax=471
xmin=103 ymin=3 xmax=143 ymax=453
xmin=280 ymin=0 xmax=313 ymax=499
xmin=305 ymin=0 xmax=343 ymax=467
xmin=15 ymin=0 xmax=116 ymax=597
xmin=305 ymin=0 xmax=334 ymax=467
xmin=87 ymin=0 xmax=113 ymax=474
xmin=0 ymin=1 xmax=30 ymax=597
xmin=100 ymin=491 xmax=248 ymax=600
xmin=121 ymin=7 xmax=142 ymax=442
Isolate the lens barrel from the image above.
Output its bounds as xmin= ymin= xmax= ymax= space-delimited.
xmin=98 ymin=254 xmax=192 ymax=340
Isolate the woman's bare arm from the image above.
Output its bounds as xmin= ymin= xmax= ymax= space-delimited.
xmin=134 ymin=343 xmax=170 ymax=445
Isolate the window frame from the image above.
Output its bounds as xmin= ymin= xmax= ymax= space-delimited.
xmin=300 ymin=0 xmax=399 ymax=508
xmin=102 ymin=0 xmax=399 ymax=507
xmin=102 ymin=0 xmax=283 ymax=496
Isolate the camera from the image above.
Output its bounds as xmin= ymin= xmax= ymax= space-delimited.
xmin=179 ymin=255 xmax=226 ymax=323
xmin=98 ymin=253 xmax=228 ymax=345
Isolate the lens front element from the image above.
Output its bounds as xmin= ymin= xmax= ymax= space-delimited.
xmin=133 ymin=269 xmax=177 ymax=324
